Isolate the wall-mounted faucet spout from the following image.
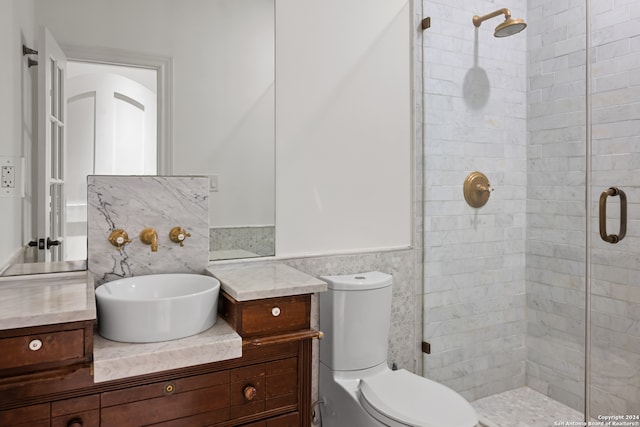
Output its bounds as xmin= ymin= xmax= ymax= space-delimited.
xmin=140 ymin=228 xmax=159 ymax=252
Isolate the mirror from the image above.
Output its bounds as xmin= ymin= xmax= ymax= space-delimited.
xmin=5 ymin=0 xmax=275 ymax=275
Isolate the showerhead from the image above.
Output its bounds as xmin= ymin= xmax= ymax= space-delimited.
xmin=473 ymin=8 xmax=527 ymax=38
xmin=494 ymin=17 xmax=527 ymax=37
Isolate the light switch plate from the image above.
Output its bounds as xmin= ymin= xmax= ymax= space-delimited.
xmin=208 ymin=174 xmax=219 ymax=192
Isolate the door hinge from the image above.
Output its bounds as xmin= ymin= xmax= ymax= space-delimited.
xmin=422 ymin=341 xmax=431 ymax=354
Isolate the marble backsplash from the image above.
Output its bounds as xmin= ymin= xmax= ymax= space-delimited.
xmin=87 ymin=176 xmax=209 ymax=285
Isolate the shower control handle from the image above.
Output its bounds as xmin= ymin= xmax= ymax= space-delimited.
xmin=599 ymin=187 xmax=627 ymax=244
xmin=463 ymin=171 xmax=493 ymax=208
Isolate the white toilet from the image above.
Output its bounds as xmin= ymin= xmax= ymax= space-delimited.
xmin=319 ymin=271 xmax=478 ymax=427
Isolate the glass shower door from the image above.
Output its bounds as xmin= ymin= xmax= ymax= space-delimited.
xmin=588 ymin=2 xmax=640 ymax=418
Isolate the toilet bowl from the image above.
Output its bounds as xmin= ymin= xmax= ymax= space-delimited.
xmin=319 ymin=271 xmax=478 ymax=427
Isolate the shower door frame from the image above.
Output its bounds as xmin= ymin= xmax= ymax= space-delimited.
xmin=584 ymin=0 xmax=592 ymax=421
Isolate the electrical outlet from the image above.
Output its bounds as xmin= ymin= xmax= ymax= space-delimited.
xmin=0 ymin=156 xmax=24 ymax=197
xmin=1 ymin=165 xmax=15 ymax=188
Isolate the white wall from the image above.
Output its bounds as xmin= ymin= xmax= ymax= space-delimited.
xmin=275 ymin=0 xmax=412 ymax=256
xmin=0 ymin=0 xmax=35 ymax=269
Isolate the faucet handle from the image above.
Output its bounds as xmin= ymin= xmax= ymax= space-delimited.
xmin=108 ymin=229 xmax=132 ymax=250
xmin=169 ymin=227 xmax=191 ymax=247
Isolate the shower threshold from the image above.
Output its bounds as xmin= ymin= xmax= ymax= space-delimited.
xmin=472 ymin=387 xmax=585 ymax=427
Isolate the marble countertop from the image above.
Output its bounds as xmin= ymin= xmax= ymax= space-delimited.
xmin=0 ymin=270 xmax=241 ymax=383
xmin=207 ymin=262 xmax=327 ymax=301
xmin=2 ymin=262 xmax=324 ymax=383
xmin=94 ymin=262 xmax=324 ymax=381
xmin=93 ymin=318 xmax=241 ymax=383
xmin=2 ymin=259 xmax=87 ymax=277
xmin=0 ymin=270 xmax=96 ymax=330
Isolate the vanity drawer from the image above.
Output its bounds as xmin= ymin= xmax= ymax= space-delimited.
xmin=0 ymin=403 xmax=49 ymax=427
xmin=51 ymin=395 xmax=100 ymax=427
xmin=0 ymin=321 xmax=93 ymax=375
xmin=242 ymin=412 xmax=300 ymax=427
xmin=219 ymin=294 xmax=311 ymax=338
xmin=229 ymin=357 xmax=298 ymax=420
xmin=230 ymin=363 xmax=266 ymax=418
xmin=100 ymin=370 xmax=230 ymax=427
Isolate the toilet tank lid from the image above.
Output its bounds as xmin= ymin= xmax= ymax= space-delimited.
xmin=320 ymin=271 xmax=392 ymax=291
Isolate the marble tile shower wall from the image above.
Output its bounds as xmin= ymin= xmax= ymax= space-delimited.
xmin=421 ymin=0 xmax=528 ymax=402
xmin=87 ymin=176 xmax=209 ymax=285
xmin=525 ymin=0 xmax=587 ymax=412
xmin=588 ymin=2 xmax=640 ymax=415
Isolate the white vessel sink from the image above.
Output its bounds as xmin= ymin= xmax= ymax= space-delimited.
xmin=95 ymin=273 xmax=220 ymax=343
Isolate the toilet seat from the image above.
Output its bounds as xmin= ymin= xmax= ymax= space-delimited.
xmin=358 ymin=369 xmax=478 ymax=427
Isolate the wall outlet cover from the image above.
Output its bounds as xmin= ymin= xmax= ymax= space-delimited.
xmin=1 ymin=165 xmax=16 ymax=188
xmin=0 ymin=156 xmax=25 ymax=197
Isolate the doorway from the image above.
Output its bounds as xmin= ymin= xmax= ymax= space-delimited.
xmin=64 ymin=61 xmax=158 ymax=260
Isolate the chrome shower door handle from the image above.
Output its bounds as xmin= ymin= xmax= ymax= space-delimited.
xmin=599 ymin=187 xmax=627 ymax=244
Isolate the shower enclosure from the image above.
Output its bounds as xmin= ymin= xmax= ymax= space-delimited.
xmin=421 ymin=0 xmax=639 ymax=423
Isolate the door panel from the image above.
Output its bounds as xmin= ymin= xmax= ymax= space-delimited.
xmin=589 ymin=7 xmax=640 ymax=417
xmin=37 ymin=28 xmax=66 ymax=262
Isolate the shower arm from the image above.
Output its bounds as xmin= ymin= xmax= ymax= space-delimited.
xmin=473 ymin=8 xmax=511 ymax=27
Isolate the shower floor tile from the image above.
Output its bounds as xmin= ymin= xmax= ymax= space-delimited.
xmin=472 ymin=387 xmax=584 ymax=427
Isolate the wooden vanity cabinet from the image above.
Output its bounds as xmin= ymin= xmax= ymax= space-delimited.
xmin=218 ymin=291 xmax=316 ymax=427
xmin=0 ymin=293 xmax=317 ymax=427
xmin=0 ymin=320 xmax=93 ymax=378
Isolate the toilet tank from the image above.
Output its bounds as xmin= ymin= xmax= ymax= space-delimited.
xmin=319 ymin=272 xmax=393 ymax=371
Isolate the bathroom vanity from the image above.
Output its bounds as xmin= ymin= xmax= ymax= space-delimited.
xmin=0 ymin=264 xmax=326 ymax=427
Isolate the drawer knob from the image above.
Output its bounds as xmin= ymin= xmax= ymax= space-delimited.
xmin=271 ymin=306 xmax=281 ymax=317
xmin=243 ymin=385 xmax=257 ymax=401
xmin=29 ymin=339 xmax=43 ymax=351
xmin=164 ymin=382 xmax=176 ymax=395
xmin=67 ymin=418 xmax=83 ymax=427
